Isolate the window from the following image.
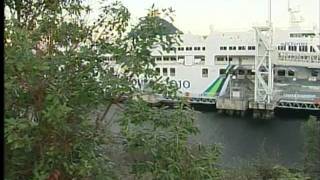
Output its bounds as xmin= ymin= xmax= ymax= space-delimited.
xmin=229 ymin=46 xmax=233 ymax=50
xmin=186 ymin=47 xmax=192 ymax=51
xmin=170 ymin=68 xmax=175 ymax=76
xmin=310 ymin=46 xmax=316 ymax=52
xmin=202 ymin=47 xmax=206 ymax=51
xmin=299 ymin=46 xmax=308 ymax=52
xmin=202 ymin=68 xmax=208 ymax=78
xmin=220 ymin=46 xmax=227 ymax=50
xmin=238 ymin=46 xmax=246 ymax=50
xmin=178 ymin=56 xmax=185 ymax=60
xmin=194 ymin=47 xmax=201 ymax=51
xmin=170 ymin=56 xmax=176 ymax=61
xmin=311 ymin=70 xmax=318 ymax=77
xmin=289 ymin=46 xmax=297 ymax=51
xmin=170 ymin=47 xmax=176 ymax=51
xmin=219 ymin=69 xmax=226 ymax=75
xmin=163 ymin=57 xmax=169 ymax=61
xmin=217 ymin=57 xmax=225 ymax=61
xmin=277 ymin=70 xmax=285 ymax=76
xmin=156 ymin=57 xmax=162 ymax=61
xmin=178 ymin=47 xmax=185 ymax=51
xmin=232 ymin=46 xmax=236 ymax=50
xmin=163 ymin=68 xmax=168 ymax=76
xmin=194 ymin=55 xmax=205 ymax=62
xmin=278 ymin=45 xmax=286 ymax=51
xmin=248 ymin=46 xmax=256 ymax=50
xmin=155 ymin=68 xmax=160 ymax=75
xmin=228 ymin=57 xmax=233 ymax=61
xmin=288 ymin=70 xmax=295 ymax=76
xmin=238 ymin=69 xmax=245 ymax=75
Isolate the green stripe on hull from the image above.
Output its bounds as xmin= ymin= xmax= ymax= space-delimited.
xmin=204 ymin=77 xmax=220 ymax=93
xmin=206 ymin=78 xmax=223 ymax=96
xmin=203 ymin=64 xmax=236 ymax=96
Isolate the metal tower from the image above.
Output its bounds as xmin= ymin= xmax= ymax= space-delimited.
xmin=253 ymin=0 xmax=274 ymax=105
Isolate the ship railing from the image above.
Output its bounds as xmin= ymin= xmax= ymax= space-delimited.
xmin=183 ymin=92 xmax=217 ymax=104
xmin=273 ymin=90 xmax=320 ymax=103
xmin=277 ymin=52 xmax=320 ymax=65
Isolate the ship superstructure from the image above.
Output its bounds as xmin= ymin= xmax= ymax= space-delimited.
xmin=150 ymin=26 xmax=320 ymax=98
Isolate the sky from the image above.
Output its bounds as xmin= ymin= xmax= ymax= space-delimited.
xmin=116 ymin=0 xmax=320 ymax=35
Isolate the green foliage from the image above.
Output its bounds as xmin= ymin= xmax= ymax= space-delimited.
xmin=302 ymin=116 xmax=320 ymax=179
xmin=120 ymin=99 xmax=221 ymax=180
xmin=5 ymin=0 xmax=220 ymax=179
xmin=5 ymin=0 xmax=130 ymax=179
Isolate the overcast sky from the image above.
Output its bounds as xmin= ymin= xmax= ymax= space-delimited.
xmin=116 ymin=0 xmax=319 ymax=35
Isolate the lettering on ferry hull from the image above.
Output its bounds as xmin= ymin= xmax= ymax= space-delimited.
xmin=170 ymin=80 xmax=191 ymax=89
xmin=132 ymin=79 xmax=191 ymax=89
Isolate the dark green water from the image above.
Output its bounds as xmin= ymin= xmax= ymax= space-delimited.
xmin=191 ymin=105 xmax=317 ymax=168
xmin=107 ymin=104 xmax=319 ymax=168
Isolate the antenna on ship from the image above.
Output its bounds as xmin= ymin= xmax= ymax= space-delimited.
xmin=288 ymin=0 xmax=304 ymax=28
xmin=268 ymin=0 xmax=272 ymax=26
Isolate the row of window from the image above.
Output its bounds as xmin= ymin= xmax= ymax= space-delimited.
xmin=217 ymin=56 xmax=233 ymax=61
xmin=155 ymin=56 xmax=205 ymax=62
xmin=171 ymin=46 xmax=206 ymax=51
xmin=277 ymin=69 xmax=319 ymax=77
xmin=155 ymin=67 xmax=210 ymax=78
xmin=277 ymin=45 xmax=316 ymax=52
xmin=277 ymin=69 xmax=295 ymax=77
xmin=156 ymin=67 xmax=176 ymax=76
xmin=156 ymin=67 xmax=266 ymax=79
xmin=155 ymin=56 xmax=183 ymax=61
xmin=220 ymin=46 xmax=256 ymax=51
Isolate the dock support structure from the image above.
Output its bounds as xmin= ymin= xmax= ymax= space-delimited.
xmin=252 ymin=0 xmax=276 ymax=119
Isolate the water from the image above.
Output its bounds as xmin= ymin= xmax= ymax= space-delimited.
xmin=106 ymin=104 xmax=317 ymax=168
xmin=191 ymin=105 xmax=313 ymax=168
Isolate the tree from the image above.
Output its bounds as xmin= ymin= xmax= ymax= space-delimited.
xmin=120 ymin=99 xmax=221 ymax=180
xmin=5 ymin=0 xmax=221 ymax=179
xmin=4 ymin=0 xmax=130 ymax=178
xmin=302 ymin=116 xmax=320 ymax=179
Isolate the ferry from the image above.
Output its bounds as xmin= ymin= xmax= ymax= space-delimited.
xmin=108 ymin=0 xmax=320 ymax=106
xmin=147 ymin=1 xmax=320 ymax=103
